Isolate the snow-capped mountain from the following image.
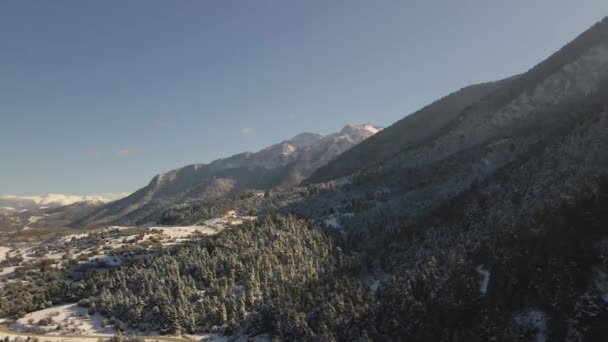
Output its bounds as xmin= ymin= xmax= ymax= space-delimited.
xmin=0 ymin=193 xmax=128 ymax=211
xmin=205 ymin=124 xmax=381 ymax=172
xmin=73 ymin=124 xmax=381 ymax=226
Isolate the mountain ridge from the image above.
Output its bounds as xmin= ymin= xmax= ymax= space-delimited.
xmin=305 ymin=16 xmax=608 ymax=186
xmin=72 ymin=124 xmax=381 ymax=227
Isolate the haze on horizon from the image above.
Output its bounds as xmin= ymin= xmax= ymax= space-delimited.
xmin=1 ymin=0 xmax=607 ymax=196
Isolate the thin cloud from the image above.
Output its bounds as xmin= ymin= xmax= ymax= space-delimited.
xmin=116 ymin=148 xmax=137 ymax=158
xmin=240 ymin=127 xmax=254 ymax=135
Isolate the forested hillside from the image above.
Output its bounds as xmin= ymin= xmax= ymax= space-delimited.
xmin=4 ymin=174 xmax=606 ymax=341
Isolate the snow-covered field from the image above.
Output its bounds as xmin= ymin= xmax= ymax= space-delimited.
xmin=4 ymin=303 xmax=268 ymax=341
xmin=11 ymin=303 xmax=115 ymax=336
xmin=0 ymin=214 xmax=257 ymax=280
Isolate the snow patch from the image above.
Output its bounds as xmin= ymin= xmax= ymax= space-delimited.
xmin=0 ymin=266 xmax=17 ymax=276
xmin=324 ymin=217 xmax=340 ymax=229
xmin=362 ymin=125 xmax=382 ymax=134
xmin=593 ymin=267 xmax=608 ymax=303
xmin=514 ymin=309 xmax=547 ymax=342
xmin=0 ymin=246 xmax=11 ymax=262
xmin=476 ymin=264 xmax=491 ymax=295
xmin=145 ymin=226 xmax=220 ymax=241
xmin=365 ymin=272 xmax=392 ymax=293
xmin=27 ymin=216 xmax=44 ymax=224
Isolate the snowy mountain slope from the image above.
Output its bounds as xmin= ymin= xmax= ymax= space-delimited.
xmin=306 ymin=17 xmax=608 ymax=186
xmin=73 ymin=125 xmax=380 ymax=227
xmin=300 ymin=18 xmax=608 ymax=223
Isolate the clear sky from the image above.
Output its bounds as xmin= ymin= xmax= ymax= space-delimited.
xmin=1 ymin=0 xmax=607 ymax=195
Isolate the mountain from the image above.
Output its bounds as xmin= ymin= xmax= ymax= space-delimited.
xmin=73 ymin=124 xmax=381 ymax=226
xmin=308 ymin=17 xmax=608 ymax=186
xmin=302 ymin=17 xmax=608 ymax=224
xmin=0 ymin=193 xmax=127 ymax=211
xmin=135 ymin=17 xmax=608 ymax=339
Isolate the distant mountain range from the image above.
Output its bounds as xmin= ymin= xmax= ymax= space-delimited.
xmin=71 ymin=124 xmax=381 ymax=226
xmin=0 ymin=193 xmax=127 ymax=211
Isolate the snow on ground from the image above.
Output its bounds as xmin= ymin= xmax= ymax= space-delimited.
xmin=362 ymin=125 xmax=382 ymax=134
xmin=2 ymin=218 xmax=252 ymax=275
xmin=61 ymin=232 xmax=90 ymax=243
xmin=514 ymin=309 xmax=547 ymax=342
xmin=145 ymin=226 xmax=221 ymax=241
xmin=367 ymin=279 xmax=381 ymax=293
xmin=104 ymin=225 xmax=132 ymax=231
xmin=0 ymin=246 xmax=10 ymax=262
xmin=204 ymin=218 xmax=229 ymax=230
xmin=8 ymin=245 xmax=35 ymax=262
xmin=0 ymin=329 xmax=104 ymax=342
xmin=89 ymin=253 xmax=152 ymax=266
xmin=0 ymin=266 xmax=17 ymax=276
xmin=365 ymin=272 xmax=393 ymax=293
xmin=5 ymin=303 xmax=268 ymax=341
xmin=593 ymin=267 xmax=608 ymax=303
xmin=476 ymin=265 xmax=491 ymax=295
xmin=10 ymin=303 xmax=116 ymax=336
xmin=22 ymin=215 xmax=47 ymax=230
xmin=324 ymin=217 xmax=340 ymax=229
xmin=0 ymin=207 xmax=17 ymax=216
xmin=27 ymin=216 xmax=44 ymax=225
xmin=322 ymin=212 xmax=355 ymax=230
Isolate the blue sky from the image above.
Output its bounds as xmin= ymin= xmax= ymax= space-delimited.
xmin=1 ymin=0 xmax=607 ymax=195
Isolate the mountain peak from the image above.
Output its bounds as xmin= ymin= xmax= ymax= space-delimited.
xmin=340 ymin=124 xmax=382 ymax=135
